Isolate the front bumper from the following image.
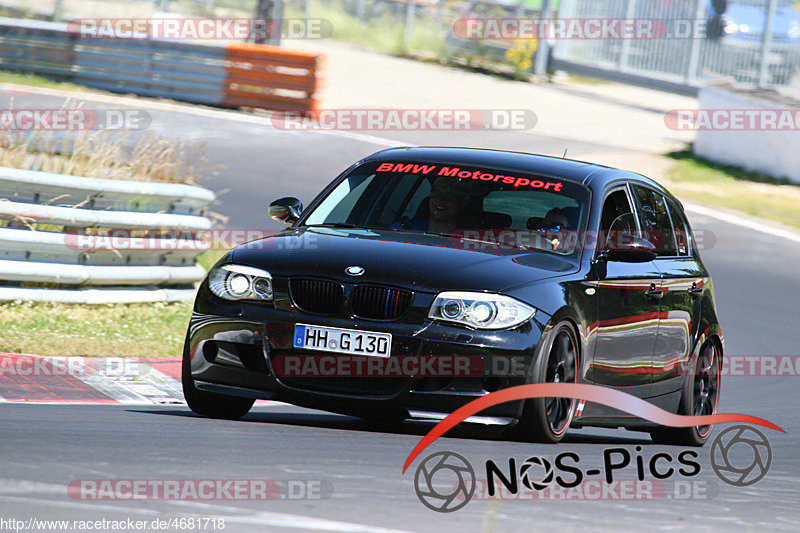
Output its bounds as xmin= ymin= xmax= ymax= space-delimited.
xmin=186 ymin=298 xmax=548 ymax=420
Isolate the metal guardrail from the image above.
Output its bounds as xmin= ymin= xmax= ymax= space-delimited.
xmin=0 ymin=166 xmax=215 ymax=303
xmin=0 ymin=17 xmax=323 ymax=115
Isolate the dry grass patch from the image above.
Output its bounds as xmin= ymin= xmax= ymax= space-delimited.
xmin=0 ymin=108 xmax=218 ymax=185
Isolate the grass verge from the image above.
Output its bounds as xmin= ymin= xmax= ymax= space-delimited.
xmin=664 ymin=150 xmax=800 ymax=229
xmin=0 ymin=71 xmax=83 ymax=91
xmin=0 ymin=300 xmax=192 ymax=357
xmin=0 ymin=249 xmax=228 ymax=358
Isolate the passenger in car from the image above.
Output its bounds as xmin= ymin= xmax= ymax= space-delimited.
xmin=537 ymin=208 xmax=572 ymax=251
xmin=391 ymin=177 xmax=472 ymax=233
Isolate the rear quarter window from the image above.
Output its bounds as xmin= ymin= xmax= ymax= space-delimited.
xmin=665 ymin=199 xmax=691 ymax=257
xmin=632 ymin=185 xmax=678 ymax=257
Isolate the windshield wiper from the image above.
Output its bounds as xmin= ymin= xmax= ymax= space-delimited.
xmin=305 ymin=222 xmax=364 ymax=229
xmin=420 ymin=230 xmax=461 ymax=239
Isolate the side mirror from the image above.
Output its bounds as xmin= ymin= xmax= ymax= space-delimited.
xmin=601 ymin=235 xmax=657 ymax=263
xmin=268 ymin=197 xmax=303 ymax=225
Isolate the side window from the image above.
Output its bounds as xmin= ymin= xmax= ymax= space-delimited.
xmin=632 ymin=186 xmax=677 ymax=256
xmin=665 ymin=199 xmax=690 ymax=256
xmin=599 ymin=189 xmax=637 ymax=248
xmin=305 ymin=174 xmax=375 ymax=225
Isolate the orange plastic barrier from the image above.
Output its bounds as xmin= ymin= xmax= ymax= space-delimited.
xmin=223 ymin=42 xmax=323 ymax=117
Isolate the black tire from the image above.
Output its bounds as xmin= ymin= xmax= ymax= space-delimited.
xmin=182 ymin=339 xmax=255 ymax=420
xmin=650 ymin=340 xmax=720 ymax=446
xmin=512 ymin=321 xmax=579 ymax=443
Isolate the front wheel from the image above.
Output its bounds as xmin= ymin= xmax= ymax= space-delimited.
xmin=512 ymin=321 xmax=579 ymax=443
xmin=182 ymin=340 xmax=255 ymax=420
xmin=650 ymin=340 xmax=720 ymax=446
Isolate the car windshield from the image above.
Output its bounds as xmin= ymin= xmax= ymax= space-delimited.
xmin=301 ymin=160 xmax=590 ymax=256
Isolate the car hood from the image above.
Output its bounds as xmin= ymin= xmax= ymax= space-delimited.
xmin=229 ymin=227 xmax=578 ymax=293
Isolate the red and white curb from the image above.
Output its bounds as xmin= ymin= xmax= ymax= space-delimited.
xmin=0 ymin=353 xmax=277 ymax=406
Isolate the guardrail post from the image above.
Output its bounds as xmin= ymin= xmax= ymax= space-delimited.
xmin=550 ymin=0 xmax=576 ymax=66
xmin=271 ymin=0 xmax=285 ymax=46
xmin=534 ymin=0 xmax=554 ymax=75
xmin=52 ymin=0 xmax=64 ymax=20
xmin=305 ymin=0 xmax=313 ymax=23
xmin=758 ymin=0 xmax=778 ymax=88
xmin=684 ymin=0 xmax=705 ymax=85
xmin=402 ymin=0 xmax=417 ymax=54
xmin=617 ymin=0 xmax=637 ymax=72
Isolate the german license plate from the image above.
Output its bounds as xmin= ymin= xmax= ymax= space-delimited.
xmin=293 ymin=324 xmax=391 ymax=358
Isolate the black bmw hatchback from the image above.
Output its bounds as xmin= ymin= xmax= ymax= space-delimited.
xmin=183 ymin=147 xmax=723 ymax=445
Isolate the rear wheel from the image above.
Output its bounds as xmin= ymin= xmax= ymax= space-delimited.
xmin=650 ymin=341 xmax=720 ymax=446
xmin=513 ymin=321 xmax=578 ymax=443
xmin=182 ymin=339 xmax=255 ymax=420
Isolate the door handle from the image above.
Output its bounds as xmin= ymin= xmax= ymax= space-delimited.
xmin=688 ymin=283 xmax=703 ymax=299
xmin=645 ymin=283 xmax=663 ymax=301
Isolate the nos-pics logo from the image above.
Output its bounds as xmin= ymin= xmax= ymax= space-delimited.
xmin=413 ymin=425 xmax=773 ymax=512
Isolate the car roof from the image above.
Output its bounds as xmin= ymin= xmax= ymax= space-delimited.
xmin=361 ymin=146 xmax=678 ymax=204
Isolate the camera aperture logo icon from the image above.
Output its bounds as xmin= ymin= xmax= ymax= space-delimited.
xmin=710 ymin=425 xmax=772 ymax=487
xmin=414 ymin=451 xmax=475 ymax=512
xmin=519 ymin=456 xmax=554 ymax=490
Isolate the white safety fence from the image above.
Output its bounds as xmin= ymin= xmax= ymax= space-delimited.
xmin=551 ymin=0 xmax=800 ymax=94
xmin=0 ymin=166 xmax=215 ymax=303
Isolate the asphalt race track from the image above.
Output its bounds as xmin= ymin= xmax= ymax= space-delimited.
xmin=1 ymin=88 xmax=799 ymax=531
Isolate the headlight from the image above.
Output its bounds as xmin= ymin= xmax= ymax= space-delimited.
xmin=208 ymin=264 xmax=273 ymax=301
xmin=428 ymin=291 xmax=535 ymax=330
